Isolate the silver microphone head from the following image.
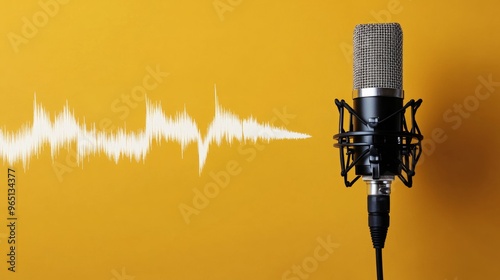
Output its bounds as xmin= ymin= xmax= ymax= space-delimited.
xmin=353 ymin=23 xmax=403 ymax=90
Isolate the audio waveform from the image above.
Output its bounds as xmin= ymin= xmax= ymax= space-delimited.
xmin=0 ymin=92 xmax=310 ymax=173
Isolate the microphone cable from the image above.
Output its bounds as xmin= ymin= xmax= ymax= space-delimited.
xmin=376 ymin=248 xmax=384 ymax=280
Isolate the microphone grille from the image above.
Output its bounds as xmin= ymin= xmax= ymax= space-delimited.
xmin=353 ymin=23 xmax=402 ymax=90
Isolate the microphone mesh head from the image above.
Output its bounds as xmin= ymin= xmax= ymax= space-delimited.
xmin=353 ymin=23 xmax=402 ymax=90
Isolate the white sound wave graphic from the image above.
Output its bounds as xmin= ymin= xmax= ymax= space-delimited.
xmin=0 ymin=90 xmax=310 ymax=173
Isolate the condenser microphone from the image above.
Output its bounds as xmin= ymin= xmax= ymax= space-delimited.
xmin=353 ymin=23 xmax=404 ymax=180
xmin=333 ymin=23 xmax=423 ymax=280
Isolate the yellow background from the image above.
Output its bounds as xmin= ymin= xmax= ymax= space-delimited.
xmin=0 ymin=0 xmax=499 ymax=279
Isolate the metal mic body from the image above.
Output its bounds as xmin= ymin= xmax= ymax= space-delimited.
xmin=333 ymin=22 xmax=424 ymax=189
xmin=353 ymin=23 xmax=404 ymax=185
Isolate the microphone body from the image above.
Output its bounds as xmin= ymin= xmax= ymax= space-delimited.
xmin=352 ymin=23 xmax=404 ymax=182
xmin=334 ymin=22 xmax=422 ymax=190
